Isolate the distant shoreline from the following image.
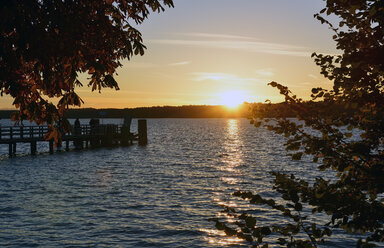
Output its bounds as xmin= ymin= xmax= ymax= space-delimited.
xmin=0 ymin=105 xmax=251 ymax=119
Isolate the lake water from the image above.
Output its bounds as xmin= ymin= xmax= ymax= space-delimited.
xmin=0 ymin=118 xmax=361 ymax=247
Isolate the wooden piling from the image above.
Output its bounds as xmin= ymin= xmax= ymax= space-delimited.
xmin=31 ymin=141 xmax=37 ymax=155
xmin=12 ymin=143 xmax=16 ymax=157
xmin=8 ymin=143 xmax=12 ymax=157
xmin=138 ymin=119 xmax=148 ymax=146
xmin=57 ymin=140 xmax=62 ymax=151
xmin=120 ymin=126 xmax=130 ymax=146
xmin=49 ymin=140 xmax=54 ymax=154
xmin=66 ymin=140 xmax=69 ymax=151
xmin=102 ymin=125 xmax=114 ymax=146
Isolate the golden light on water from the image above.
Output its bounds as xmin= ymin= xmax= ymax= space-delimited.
xmin=220 ymin=119 xmax=243 ymax=172
xmin=227 ymin=119 xmax=239 ymax=136
xmin=213 ymin=197 xmax=238 ymax=208
xmin=204 ymin=119 xmax=246 ymax=247
xmin=220 ymin=177 xmax=238 ymax=185
xmin=200 ymin=229 xmax=244 ymax=246
xmin=207 ymin=237 xmax=244 ymax=246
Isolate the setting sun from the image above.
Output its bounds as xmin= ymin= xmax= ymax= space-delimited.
xmin=217 ymin=91 xmax=248 ymax=109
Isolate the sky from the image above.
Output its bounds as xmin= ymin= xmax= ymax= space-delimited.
xmin=1 ymin=0 xmax=339 ymax=109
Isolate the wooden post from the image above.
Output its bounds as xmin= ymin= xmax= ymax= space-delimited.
xmin=31 ymin=141 xmax=37 ymax=155
xmin=120 ymin=126 xmax=129 ymax=146
xmin=100 ymin=125 xmax=114 ymax=147
xmin=12 ymin=142 xmax=16 ymax=156
xmin=49 ymin=140 xmax=54 ymax=154
xmin=66 ymin=140 xmax=69 ymax=151
xmin=138 ymin=119 xmax=148 ymax=146
xmin=20 ymin=126 xmax=23 ymax=139
xmin=74 ymin=138 xmax=83 ymax=150
xmin=10 ymin=127 xmax=13 ymax=139
xmin=57 ymin=140 xmax=62 ymax=151
xmin=8 ymin=143 xmax=12 ymax=158
xmin=29 ymin=126 xmax=33 ymax=138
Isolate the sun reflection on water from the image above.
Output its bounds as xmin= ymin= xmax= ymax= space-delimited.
xmin=220 ymin=177 xmax=239 ymax=185
xmin=219 ymin=119 xmax=243 ymax=172
xmin=206 ymin=119 xmax=247 ymax=246
xmin=200 ymin=228 xmax=244 ymax=246
xmin=227 ymin=119 xmax=239 ymax=136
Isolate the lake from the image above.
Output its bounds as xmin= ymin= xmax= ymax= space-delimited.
xmin=0 ymin=118 xmax=359 ymax=247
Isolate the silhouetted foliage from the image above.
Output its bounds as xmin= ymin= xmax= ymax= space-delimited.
xmin=0 ymin=0 xmax=173 ymax=139
xmin=214 ymin=1 xmax=384 ymax=247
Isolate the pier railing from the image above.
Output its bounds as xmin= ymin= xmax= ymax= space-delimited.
xmin=0 ymin=119 xmax=147 ymax=157
xmin=0 ymin=124 xmax=124 ymax=142
xmin=0 ymin=126 xmax=49 ymax=141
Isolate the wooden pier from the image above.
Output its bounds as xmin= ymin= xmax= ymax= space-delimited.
xmin=0 ymin=120 xmax=148 ymax=157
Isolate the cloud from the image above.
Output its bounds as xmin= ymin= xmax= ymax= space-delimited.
xmin=149 ymin=33 xmax=311 ymax=57
xmin=298 ymin=82 xmax=314 ymax=86
xmin=308 ymin=74 xmax=318 ymax=79
xmin=123 ymin=61 xmax=191 ymax=69
xmin=255 ymin=68 xmax=275 ymax=78
xmin=192 ymin=72 xmax=263 ymax=84
xmin=168 ymin=61 xmax=191 ymax=66
xmin=182 ymin=32 xmax=254 ymax=40
xmin=125 ymin=62 xmax=158 ymax=69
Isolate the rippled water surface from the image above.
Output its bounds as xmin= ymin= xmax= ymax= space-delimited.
xmin=0 ymin=119 xmax=359 ymax=247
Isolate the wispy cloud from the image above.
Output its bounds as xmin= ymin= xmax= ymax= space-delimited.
xmin=255 ymin=68 xmax=275 ymax=78
xmin=192 ymin=72 xmax=263 ymax=84
xmin=168 ymin=61 xmax=191 ymax=66
xmin=125 ymin=62 xmax=158 ymax=69
xmin=182 ymin=32 xmax=254 ymax=40
xmin=123 ymin=61 xmax=191 ymax=69
xmin=308 ymin=74 xmax=318 ymax=79
xmin=149 ymin=33 xmax=311 ymax=57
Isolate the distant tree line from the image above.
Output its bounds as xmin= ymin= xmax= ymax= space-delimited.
xmin=0 ymin=102 xmax=354 ymax=120
xmin=66 ymin=104 xmax=251 ymax=119
xmin=0 ymin=104 xmax=252 ymax=120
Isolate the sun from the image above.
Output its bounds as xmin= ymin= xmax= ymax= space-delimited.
xmin=217 ymin=91 xmax=247 ymax=109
